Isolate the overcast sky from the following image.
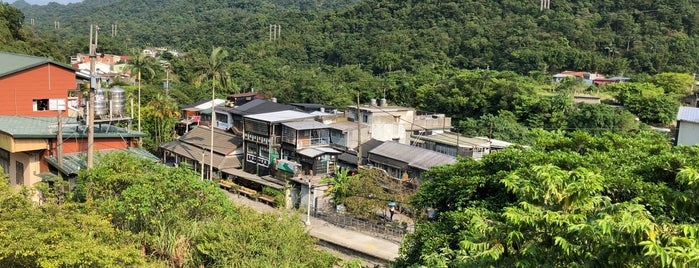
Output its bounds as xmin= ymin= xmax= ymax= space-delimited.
xmin=3 ymin=0 xmax=83 ymax=5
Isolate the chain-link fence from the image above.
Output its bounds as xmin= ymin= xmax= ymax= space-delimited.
xmin=314 ymin=209 xmax=409 ymax=243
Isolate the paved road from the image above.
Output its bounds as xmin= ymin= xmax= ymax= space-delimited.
xmin=222 ymin=189 xmax=401 ymax=263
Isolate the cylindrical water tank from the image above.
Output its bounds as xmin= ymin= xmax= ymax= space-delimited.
xmin=94 ymin=88 xmax=107 ymax=117
xmin=109 ymin=87 xmax=126 ymax=117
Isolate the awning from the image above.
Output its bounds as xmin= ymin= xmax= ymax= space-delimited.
xmin=297 ymin=147 xmax=341 ymax=158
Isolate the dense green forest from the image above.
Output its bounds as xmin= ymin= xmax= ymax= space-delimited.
xmin=15 ymin=0 xmax=699 ymax=75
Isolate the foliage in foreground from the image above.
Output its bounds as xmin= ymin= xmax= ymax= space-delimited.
xmin=397 ymin=130 xmax=699 ymax=267
xmin=0 ymin=152 xmax=336 ymax=268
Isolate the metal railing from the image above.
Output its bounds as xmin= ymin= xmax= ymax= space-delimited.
xmin=313 ymin=209 xmax=409 ymax=243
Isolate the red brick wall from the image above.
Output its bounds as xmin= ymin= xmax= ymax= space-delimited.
xmin=0 ymin=64 xmax=76 ymax=117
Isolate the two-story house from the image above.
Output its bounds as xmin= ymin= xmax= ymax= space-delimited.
xmin=0 ymin=52 xmax=151 ymax=189
xmin=347 ymin=99 xmax=416 ymax=144
xmin=278 ymin=121 xmax=340 ymax=177
xmin=242 ymin=110 xmax=316 ymax=176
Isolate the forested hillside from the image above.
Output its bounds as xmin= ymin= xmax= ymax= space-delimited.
xmin=0 ymin=3 xmax=62 ymax=59
xmin=16 ymin=0 xmax=699 ymax=75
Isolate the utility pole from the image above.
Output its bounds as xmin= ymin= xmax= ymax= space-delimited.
xmin=87 ymin=24 xmax=99 ymax=168
xmin=57 ymin=109 xmax=63 ymax=167
xmin=164 ymin=67 xmax=171 ymax=96
xmin=306 ymin=179 xmax=312 ymax=225
xmin=269 ymin=24 xmax=281 ymax=41
xmin=540 ymin=0 xmax=551 ymax=11
xmin=356 ymin=93 xmax=362 ymax=168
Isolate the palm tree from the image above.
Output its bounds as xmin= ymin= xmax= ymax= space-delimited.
xmin=126 ymin=54 xmax=159 ymax=135
xmin=193 ymin=47 xmax=231 ymax=180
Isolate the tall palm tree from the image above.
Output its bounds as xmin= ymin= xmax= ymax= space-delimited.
xmin=126 ymin=54 xmax=158 ymax=135
xmin=193 ymin=47 xmax=231 ymax=180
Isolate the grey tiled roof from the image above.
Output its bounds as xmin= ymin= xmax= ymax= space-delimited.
xmin=369 ymin=141 xmax=456 ymax=171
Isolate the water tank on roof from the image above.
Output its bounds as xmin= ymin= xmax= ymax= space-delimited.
xmin=94 ymin=88 xmax=107 ymax=117
xmin=109 ymin=87 xmax=126 ymax=117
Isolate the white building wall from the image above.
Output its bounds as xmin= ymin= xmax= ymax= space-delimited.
xmin=678 ymin=121 xmax=699 ymax=145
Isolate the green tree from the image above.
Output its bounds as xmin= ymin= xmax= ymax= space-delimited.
xmin=142 ymin=94 xmax=180 ymax=151
xmin=566 ymin=103 xmax=640 ymax=134
xmin=651 ymin=72 xmax=695 ymax=97
xmin=398 ymin=130 xmax=699 ymax=267
xmin=125 ymin=54 xmax=160 ymax=84
xmin=75 ymin=152 xmax=336 ymax=267
xmin=0 ymin=174 xmax=144 ymax=267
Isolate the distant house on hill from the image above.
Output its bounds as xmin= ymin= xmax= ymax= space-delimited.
xmin=553 ymin=71 xmax=629 ymax=86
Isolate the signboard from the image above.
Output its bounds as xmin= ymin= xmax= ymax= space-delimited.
xmin=246 ymin=154 xmax=270 ymax=167
xmin=276 ymin=159 xmax=299 ymax=174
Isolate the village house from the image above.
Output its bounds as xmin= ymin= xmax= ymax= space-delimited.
xmin=0 ymin=52 xmax=152 ymax=190
xmin=411 ymin=132 xmax=491 ymax=160
xmin=367 ymin=141 xmax=457 ymax=184
xmin=160 ymin=126 xmax=244 ymax=180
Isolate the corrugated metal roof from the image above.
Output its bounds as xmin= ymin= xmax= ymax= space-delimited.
xmin=329 ymin=121 xmax=368 ymax=132
xmin=159 ymin=140 xmax=241 ymax=170
xmin=369 ymin=141 xmax=456 ymax=171
xmin=677 ymin=106 xmax=699 ymax=123
xmin=283 ymin=121 xmax=328 ymax=130
xmin=45 ymin=147 xmax=159 ymax=175
xmin=177 ymin=126 xmax=241 ymax=155
xmin=413 ymin=132 xmax=490 ymax=147
xmin=0 ymin=52 xmax=75 ymax=77
xmin=181 ymin=99 xmax=226 ymax=111
xmin=244 ymin=110 xmax=315 ymax=123
xmin=228 ymin=99 xmax=297 ymax=115
xmin=0 ymin=116 xmax=146 ymax=138
xmin=297 ymin=147 xmax=341 ymax=158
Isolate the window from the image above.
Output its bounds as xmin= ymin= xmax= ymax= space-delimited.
xmin=33 ymin=99 xmax=49 ymax=111
xmin=435 ymin=144 xmax=457 ymax=157
xmin=362 ymin=114 xmax=369 ymax=123
xmin=0 ymin=149 xmax=8 ymax=176
xmin=15 ymin=161 xmax=24 ymax=185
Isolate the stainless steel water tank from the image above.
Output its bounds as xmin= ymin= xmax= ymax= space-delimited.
xmin=94 ymin=88 xmax=107 ymax=117
xmin=109 ymin=87 xmax=126 ymax=117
